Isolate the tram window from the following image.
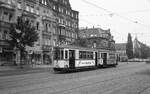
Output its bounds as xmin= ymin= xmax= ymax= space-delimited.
xmin=90 ymin=52 xmax=93 ymax=59
xmin=87 ymin=52 xmax=93 ymax=59
xmin=54 ymin=48 xmax=60 ymax=60
xmin=79 ymin=51 xmax=93 ymax=59
xmin=79 ymin=51 xmax=84 ymax=59
xmin=65 ymin=50 xmax=68 ymax=59
xmin=87 ymin=52 xmax=90 ymax=59
xmin=79 ymin=52 xmax=82 ymax=58
xmin=109 ymin=53 xmax=115 ymax=59
xmin=61 ymin=50 xmax=64 ymax=59
xmin=83 ymin=52 xmax=85 ymax=58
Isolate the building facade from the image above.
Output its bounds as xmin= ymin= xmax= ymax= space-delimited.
xmin=0 ymin=0 xmax=16 ymax=65
xmin=78 ymin=27 xmax=115 ymax=50
xmin=51 ymin=0 xmax=79 ymax=45
xmin=0 ymin=0 xmax=79 ymax=65
xmin=115 ymin=43 xmax=128 ymax=62
xmin=133 ymin=38 xmax=150 ymax=59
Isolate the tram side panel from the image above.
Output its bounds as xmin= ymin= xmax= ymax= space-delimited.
xmin=106 ymin=53 xmax=115 ymax=65
xmin=75 ymin=60 xmax=95 ymax=68
xmin=75 ymin=50 xmax=96 ymax=68
xmin=54 ymin=60 xmax=69 ymax=69
xmin=53 ymin=47 xmax=117 ymax=71
xmin=53 ymin=48 xmax=70 ymax=70
xmin=97 ymin=52 xmax=117 ymax=67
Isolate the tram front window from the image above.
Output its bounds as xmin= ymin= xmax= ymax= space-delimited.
xmin=54 ymin=48 xmax=64 ymax=60
xmin=54 ymin=48 xmax=60 ymax=60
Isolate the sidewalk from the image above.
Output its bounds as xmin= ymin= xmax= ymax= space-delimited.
xmin=0 ymin=64 xmax=53 ymax=76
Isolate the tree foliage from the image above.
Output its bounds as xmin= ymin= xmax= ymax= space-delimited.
xmin=126 ymin=33 xmax=133 ymax=59
xmin=8 ymin=16 xmax=39 ymax=59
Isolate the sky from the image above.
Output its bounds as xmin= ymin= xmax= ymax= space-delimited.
xmin=70 ymin=0 xmax=150 ymax=46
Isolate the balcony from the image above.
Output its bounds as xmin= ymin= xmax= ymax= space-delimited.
xmin=58 ymin=35 xmax=66 ymax=41
xmin=42 ymin=16 xmax=56 ymax=22
xmin=26 ymin=0 xmax=37 ymax=4
xmin=0 ymin=3 xmax=16 ymax=11
xmin=42 ymin=31 xmax=52 ymax=36
xmin=42 ymin=45 xmax=52 ymax=51
xmin=58 ymin=23 xmax=65 ymax=28
xmin=22 ymin=11 xmax=37 ymax=18
xmin=0 ymin=20 xmax=11 ymax=28
xmin=0 ymin=40 xmax=9 ymax=46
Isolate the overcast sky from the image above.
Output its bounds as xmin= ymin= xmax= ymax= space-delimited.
xmin=70 ymin=0 xmax=150 ymax=45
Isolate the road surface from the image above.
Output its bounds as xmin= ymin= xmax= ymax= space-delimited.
xmin=0 ymin=62 xmax=150 ymax=94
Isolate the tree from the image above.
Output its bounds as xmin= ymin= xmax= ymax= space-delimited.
xmin=8 ymin=16 xmax=39 ymax=66
xmin=126 ymin=33 xmax=133 ymax=59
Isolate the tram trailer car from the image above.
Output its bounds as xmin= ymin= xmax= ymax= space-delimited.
xmin=53 ymin=45 xmax=118 ymax=71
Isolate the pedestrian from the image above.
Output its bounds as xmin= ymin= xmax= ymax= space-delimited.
xmin=31 ymin=59 xmax=35 ymax=67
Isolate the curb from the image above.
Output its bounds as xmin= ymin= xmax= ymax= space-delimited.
xmin=0 ymin=67 xmax=53 ymax=76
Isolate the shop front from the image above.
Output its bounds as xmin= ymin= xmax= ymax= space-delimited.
xmin=0 ymin=46 xmax=15 ymax=66
xmin=42 ymin=45 xmax=53 ymax=65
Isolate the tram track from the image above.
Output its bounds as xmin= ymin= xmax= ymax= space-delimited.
xmin=13 ymin=69 xmax=145 ymax=94
xmin=0 ymin=62 xmax=144 ymax=90
xmin=0 ymin=62 xmax=146 ymax=90
xmin=2 ymin=63 xmax=149 ymax=94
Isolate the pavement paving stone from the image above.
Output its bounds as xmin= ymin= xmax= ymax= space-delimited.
xmin=0 ymin=62 xmax=150 ymax=94
xmin=0 ymin=64 xmax=53 ymax=76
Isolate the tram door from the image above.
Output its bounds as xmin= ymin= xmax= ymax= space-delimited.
xmin=95 ymin=52 xmax=98 ymax=66
xmin=69 ymin=50 xmax=75 ymax=69
xmin=101 ymin=53 xmax=107 ymax=65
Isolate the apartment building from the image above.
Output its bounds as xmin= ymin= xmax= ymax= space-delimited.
xmin=79 ymin=27 xmax=115 ymax=50
xmin=0 ymin=0 xmax=79 ymax=65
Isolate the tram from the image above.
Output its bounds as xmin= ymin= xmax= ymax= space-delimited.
xmin=53 ymin=45 xmax=118 ymax=71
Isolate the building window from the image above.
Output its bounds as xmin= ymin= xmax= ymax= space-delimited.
xmin=72 ymin=33 xmax=74 ymax=38
xmin=93 ymin=42 xmax=97 ymax=48
xmin=63 ymin=9 xmax=66 ymax=14
xmin=2 ymin=30 xmax=7 ymax=40
xmin=61 ymin=19 xmax=63 ymax=24
xmin=17 ymin=2 xmax=21 ymax=9
xmin=59 ymin=7 xmax=61 ymax=12
xmin=76 ymin=14 xmax=78 ymax=19
xmin=26 ymin=5 xmax=30 ymax=11
xmin=7 ymin=0 xmax=11 ymax=4
xmin=44 ymin=0 xmax=47 ymax=5
xmin=36 ymin=22 xmax=39 ymax=30
xmin=53 ymin=5 xmax=56 ymax=10
xmin=71 ymin=13 xmax=74 ymax=17
xmin=30 ymin=6 xmax=34 ymax=13
xmin=3 ymin=12 xmax=9 ymax=22
xmin=9 ymin=13 xmax=13 ymax=22
xmin=45 ymin=23 xmax=48 ymax=32
xmin=42 ymin=0 xmax=44 ymax=4
xmin=0 ymin=30 xmax=2 ymax=40
xmin=68 ymin=11 xmax=70 ymax=15
xmin=36 ymin=9 xmax=39 ymax=15
xmin=58 ymin=18 xmax=60 ymax=23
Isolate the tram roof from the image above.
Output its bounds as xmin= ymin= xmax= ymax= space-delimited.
xmin=54 ymin=45 xmax=114 ymax=52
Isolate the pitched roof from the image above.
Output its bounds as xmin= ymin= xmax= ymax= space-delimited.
xmin=79 ymin=28 xmax=111 ymax=38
